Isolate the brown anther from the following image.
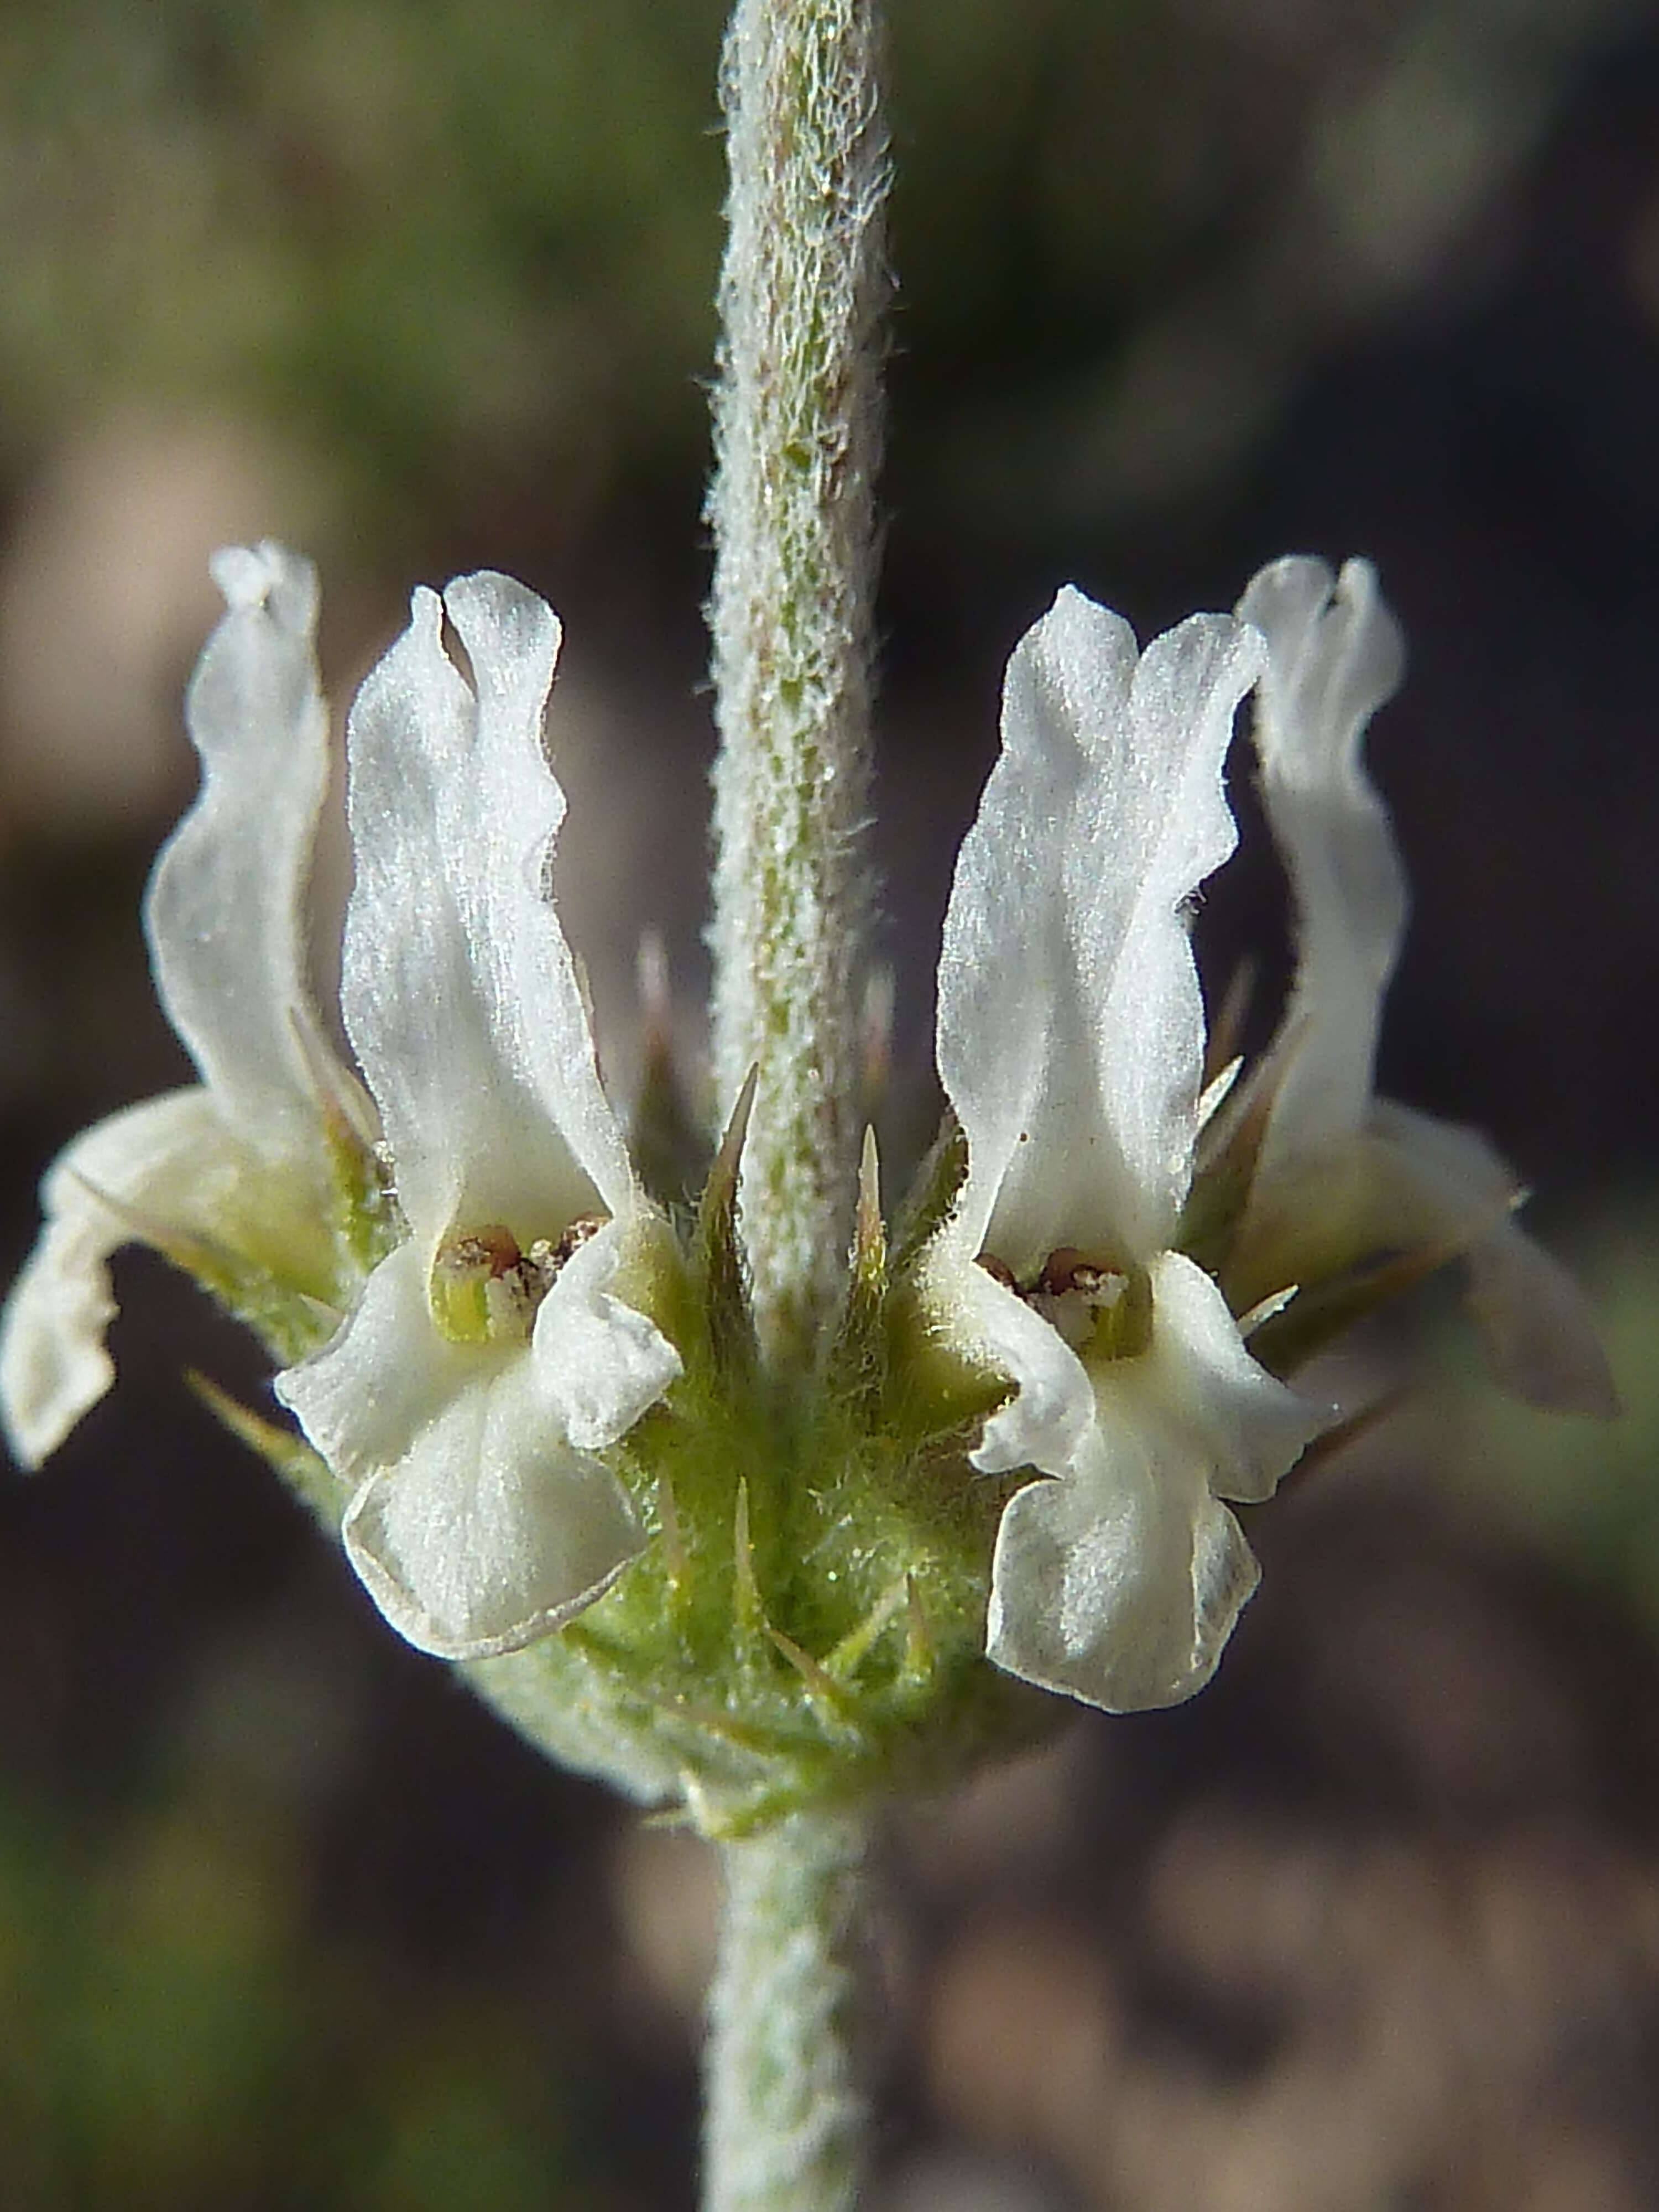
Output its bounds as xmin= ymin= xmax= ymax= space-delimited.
xmin=442 ymin=1224 xmax=523 ymax=1278
xmin=1037 ymin=1247 xmax=1113 ymax=1297
xmin=974 ymin=1251 xmax=1018 ymax=1291
xmin=549 ymin=1214 xmax=607 ymax=1267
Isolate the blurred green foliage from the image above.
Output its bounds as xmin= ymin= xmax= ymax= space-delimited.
xmin=0 ymin=1777 xmax=593 ymax=2210
xmin=0 ymin=0 xmax=1629 ymax=564
xmin=0 ymin=0 xmax=731 ymax=530
xmin=0 ymin=0 xmax=1285 ymax=552
xmin=1455 ymin=1220 xmax=1659 ymax=1645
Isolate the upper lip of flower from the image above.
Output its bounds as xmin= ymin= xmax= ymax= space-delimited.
xmin=936 ymin=591 xmax=1254 ymax=1282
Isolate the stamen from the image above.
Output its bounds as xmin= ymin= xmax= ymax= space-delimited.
xmin=975 ymin=1245 xmax=1151 ymax=1358
xmin=429 ymin=1213 xmax=608 ymax=1345
xmin=1037 ymin=1247 xmax=1124 ymax=1298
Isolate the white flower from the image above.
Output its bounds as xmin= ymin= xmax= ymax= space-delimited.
xmin=1 ymin=549 xmax=682 ymax=1663
xmin=921 ymin=587 xmax=1328 ymax=1713
xmin=1232 ymin=556 xmax=1616 ymax=1417
xmin=275 ymin=571 xmax=680 ymax=1659
xmin=0 ymin=544 xmax=361 ymax=1465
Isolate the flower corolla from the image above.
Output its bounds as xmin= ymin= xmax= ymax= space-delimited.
xmin=0 ymin=546 xmax=681 ymax=1660
xmin=920 ymin=588 xmax=1328 ymax=1713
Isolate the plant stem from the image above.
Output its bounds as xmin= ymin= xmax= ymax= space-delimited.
xmin=706 ymin=0 xmax=889 ymax=1354
xmin=700 ymin=6 xmax=885 ymax=2200
xmin=703 ymin=1810 xmax=873 ymax=2212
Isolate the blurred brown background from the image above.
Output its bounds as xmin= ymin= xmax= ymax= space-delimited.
xmin=3 ymin=2 xmax=1659 ymax=2206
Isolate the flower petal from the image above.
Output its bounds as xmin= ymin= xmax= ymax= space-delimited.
xmin=530 ymin=1219 xmax=682 ymax=1453
xmin=1144 ymin=1251 xmax=1331 ymax=1500
xmin=984 ymin=1251 xmax=1324 ymax=1711
xmin=339 ymin=571 xmax=632 ymax=1248
xmin=1370 ymin=1102 xmax=1619 ymax=1418
xmin=145 ymin=544 xmax=343 ymax=1165
xmin=938 ymin=588 xmax=1262 ymax=1274
xmin=987 ymin=1451 xmax=1256 ymax=1708
xmin=340 ymin=1360 xmax=644 ymax=1661
xmin=987 ymin=1418 xmax=1259 ymax=1713
xmin=274 ymin=1240 xmax=472 ymax=1480
xmin=918 ymin=1243 xmax=1097 ymax=1478
xmin=280 ymin=1232 xmax=681 ymax=1476
xmin=0 ymin=1089 xmax=236 ymax=1465
xmin=1238 ymin=555 xmax=1406 ymax=1172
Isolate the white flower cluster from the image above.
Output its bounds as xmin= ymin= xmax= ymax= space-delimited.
xmin=0 ymin=546 xmax=1612 ymax=1719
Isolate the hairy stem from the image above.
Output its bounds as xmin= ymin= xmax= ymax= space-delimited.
xmin=703 ymin=1811 xmax=873 ymax=2212
xmin=706 ymin=0 xmax=889 ymax=1353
